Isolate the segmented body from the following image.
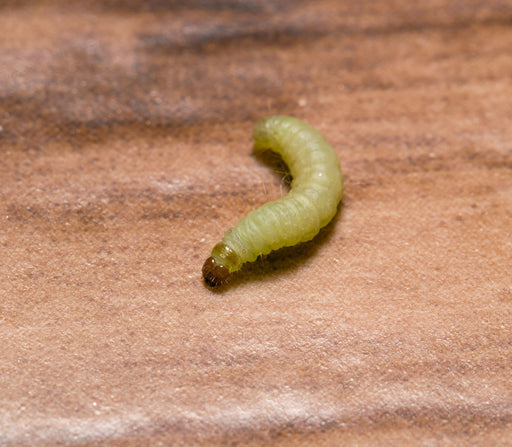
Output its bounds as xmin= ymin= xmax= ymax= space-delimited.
xmin=202 ymin=115 xmax=343 ymax=286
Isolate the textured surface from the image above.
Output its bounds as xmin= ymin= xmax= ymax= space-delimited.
xmin=1 ymin=1 xmax=512 ymax=446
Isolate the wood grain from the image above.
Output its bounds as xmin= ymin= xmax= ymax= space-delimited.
xmin=1 ymin=1 xmax=511 ymax=445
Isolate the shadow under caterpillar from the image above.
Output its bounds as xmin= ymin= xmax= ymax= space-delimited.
xmin=202 ymin=115 xmax=343 ymax=287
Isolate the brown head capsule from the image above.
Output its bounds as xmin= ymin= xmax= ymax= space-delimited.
xmin=202 ymin=242 xmax=238 ymax=287
xmin=202 ymin=257 xmax=230 ymax=287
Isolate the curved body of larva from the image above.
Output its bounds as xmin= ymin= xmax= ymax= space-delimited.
xmin=202 ymin=115 xmax=343 ymax=286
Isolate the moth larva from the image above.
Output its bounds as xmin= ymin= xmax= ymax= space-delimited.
xmin=202 ymin=115 xmax=343 ymax=287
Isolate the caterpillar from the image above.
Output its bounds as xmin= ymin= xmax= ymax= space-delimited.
xmin=202 ymin=115 xmax=343 ymax=287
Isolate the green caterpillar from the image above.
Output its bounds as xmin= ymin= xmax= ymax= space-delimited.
xmin=202 ymin=115 xmax=343 ymax=286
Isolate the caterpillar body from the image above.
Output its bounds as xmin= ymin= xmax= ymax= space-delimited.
xmin=202 ymin=115 xmax=343 ymax=287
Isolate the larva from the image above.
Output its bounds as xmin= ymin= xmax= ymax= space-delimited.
xmin=202 ymin=115 xmax=343 ymax=287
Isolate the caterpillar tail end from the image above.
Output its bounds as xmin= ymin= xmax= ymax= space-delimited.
xmin=202 ymin=257 xmax=230 ymax=287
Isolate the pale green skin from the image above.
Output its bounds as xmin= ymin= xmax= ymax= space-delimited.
xmin=209 ymin=115 xmax=343 ymax=276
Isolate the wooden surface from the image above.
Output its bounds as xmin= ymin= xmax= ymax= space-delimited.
xmin=1 ymin=1 xmax=511 ymax=445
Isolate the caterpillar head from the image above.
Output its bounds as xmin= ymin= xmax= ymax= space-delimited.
xmin=202 ymin=242 xmax=239 ymax=287
xmin=202 ymin=257 xmax=230 ymax=287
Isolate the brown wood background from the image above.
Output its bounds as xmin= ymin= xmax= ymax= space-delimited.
xmin=1 ymin=1 xmax=511 ymax=445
